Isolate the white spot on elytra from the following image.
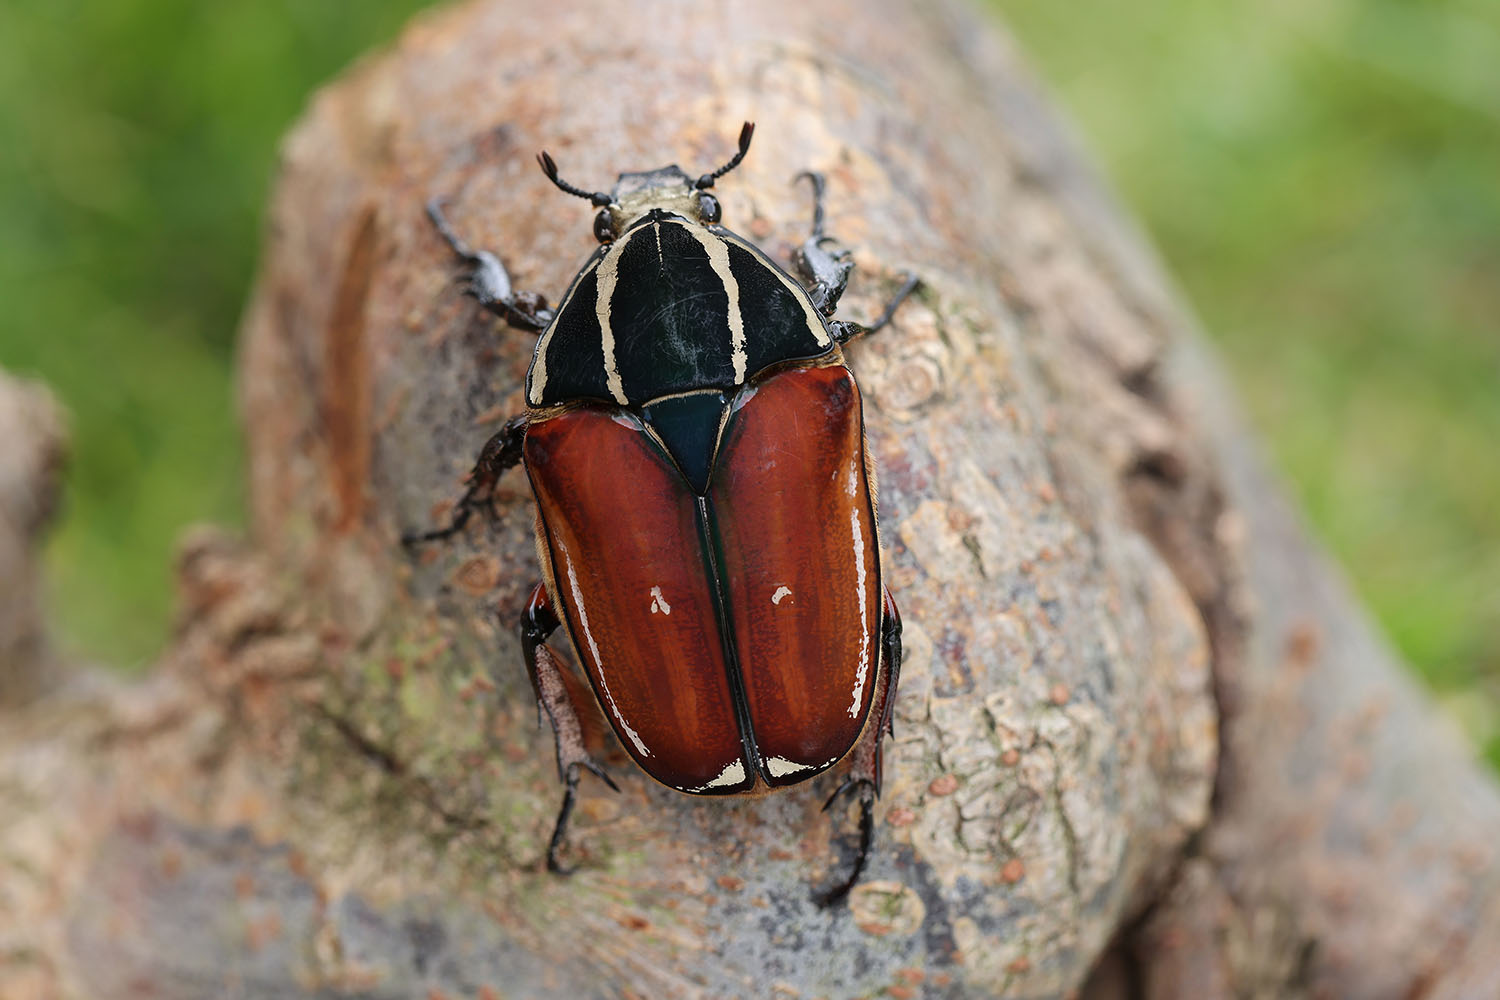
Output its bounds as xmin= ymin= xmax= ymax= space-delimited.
xmin=771 ymin=585 xmax=793 ymax=606
xmin=683 ymin=759 xmax=746 ymax=792
xmin=649 ymin=585 xmax=672 ymax=615
xmin=560 ymin=540 xmax=650 ymax=757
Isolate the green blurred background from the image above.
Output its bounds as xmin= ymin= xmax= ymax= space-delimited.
xmin=1 ymin=0 xmax=1496 ymax=763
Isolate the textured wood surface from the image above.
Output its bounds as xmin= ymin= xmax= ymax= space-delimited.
xmin=1 ymin=0 xmax=1496 ymax=997
xmin=0 ymin=370 xmax=66 ymax=709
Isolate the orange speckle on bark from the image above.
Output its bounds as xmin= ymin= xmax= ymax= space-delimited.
xmin=928 ymin=774 xmax=959 ymax=796
xmin=1000 ymin=858 xmax=1025 ymax=884
xmin=454 ymin=556 xmax=502 ymax=596
xmin=887 ymin=807 xmax=918 ymax=828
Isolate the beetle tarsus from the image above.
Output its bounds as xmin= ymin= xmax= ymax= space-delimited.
xmin=427 ymin=197 xmax=555 ymax=331
xmin=814 ymin=782 xmax=876 ymax=908
xmin=547 ymin=765 xmax=583 ymax=874
xmin=864 ymin=272 xmax=922 ymax=335
xmin=828 ymin=273 xmax=922 ymax=345
xmin=401 ymin=413 xmax=528 ymax=546
xmin=795 ymin=170 xmax=829 ymax=238
xmin=546 ymin=760 xmax=623 ymax=874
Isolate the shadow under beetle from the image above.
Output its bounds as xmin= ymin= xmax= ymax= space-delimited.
xmin=406 ymin=123 xmax=918 ymax=906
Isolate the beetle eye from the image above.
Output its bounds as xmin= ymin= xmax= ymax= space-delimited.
xmin=593 ymin=209 xmax=614 ymax=243
xmin=697 ymin=192 xmax=722 ymax=225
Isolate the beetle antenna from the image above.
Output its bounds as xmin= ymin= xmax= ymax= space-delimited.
xmin=695 ymin=121 xmax=755 ymax=189
xmin=536 ymin=151 xmax=612 ymax=207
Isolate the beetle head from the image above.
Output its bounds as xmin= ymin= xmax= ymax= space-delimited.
xmin=537 ymin=122 xmax=754 ymax=243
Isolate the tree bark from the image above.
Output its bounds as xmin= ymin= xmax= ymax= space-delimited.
xmin=3 ymin=0 xmax=1498 ymax=997
xmin=0 ymin=371 xmax=66 ymax=709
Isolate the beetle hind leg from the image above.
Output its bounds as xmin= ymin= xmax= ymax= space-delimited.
xmin=813 ymin=587 xmax=904 ymax=907
xmin=519 ymin=582 xmax=620 ymax=874
xmin=790 ymin=172 xmax=920 ymax=344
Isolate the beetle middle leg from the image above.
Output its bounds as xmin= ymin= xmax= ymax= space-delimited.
xmin=791 ymin=172 xmax=920 ymax=345
xmin=519 ymin=582 xmax=620 ymax=874
xmin=814 ymin=586 xmax=904 ymax=907
xmin=402 ymin=413 xmax=528 ymax=546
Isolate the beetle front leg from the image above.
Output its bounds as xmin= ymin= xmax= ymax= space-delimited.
xmin=428 ymin=198 xmax=556 ymax=332
xmin=791 ymin=171 xmax=855 ymax=317
xmin=791 ymin=173 xmax=920 ymax=345
xmin=402 ymin=413 xmax=528 ymax=546
xmin=519 ymin=582 xmax=620 ymax=874
xmin=814 ymin=586 xmax=904 ymax=907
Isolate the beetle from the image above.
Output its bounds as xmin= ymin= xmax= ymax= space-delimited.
xmin=407 ymin=123 xmax=918 ymax=905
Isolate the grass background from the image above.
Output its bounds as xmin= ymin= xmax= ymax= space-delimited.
xmin=1 ymin=0 xmax=1496 ymax=763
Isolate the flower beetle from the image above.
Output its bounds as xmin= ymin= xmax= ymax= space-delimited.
xmin=408 ymin=123 xmax=917 ymax=905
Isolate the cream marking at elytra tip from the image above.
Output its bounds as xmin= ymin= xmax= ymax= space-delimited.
xmin=560 ymin=540 xmax=650 ymax=757
xmin=683 ymin=759 xmax=747 ymax=792
xmin=649 ymin=585 xmax=672 ymax=615
xmin=681 ymin=224 xmax=747 ymax=383
xmin=765 ymin=754 xmax=837 ymax=779
xmin=594 ymin=235 xmax=630 ymax=404
xmin=771 ymin=585 xmax=793 ymax=606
